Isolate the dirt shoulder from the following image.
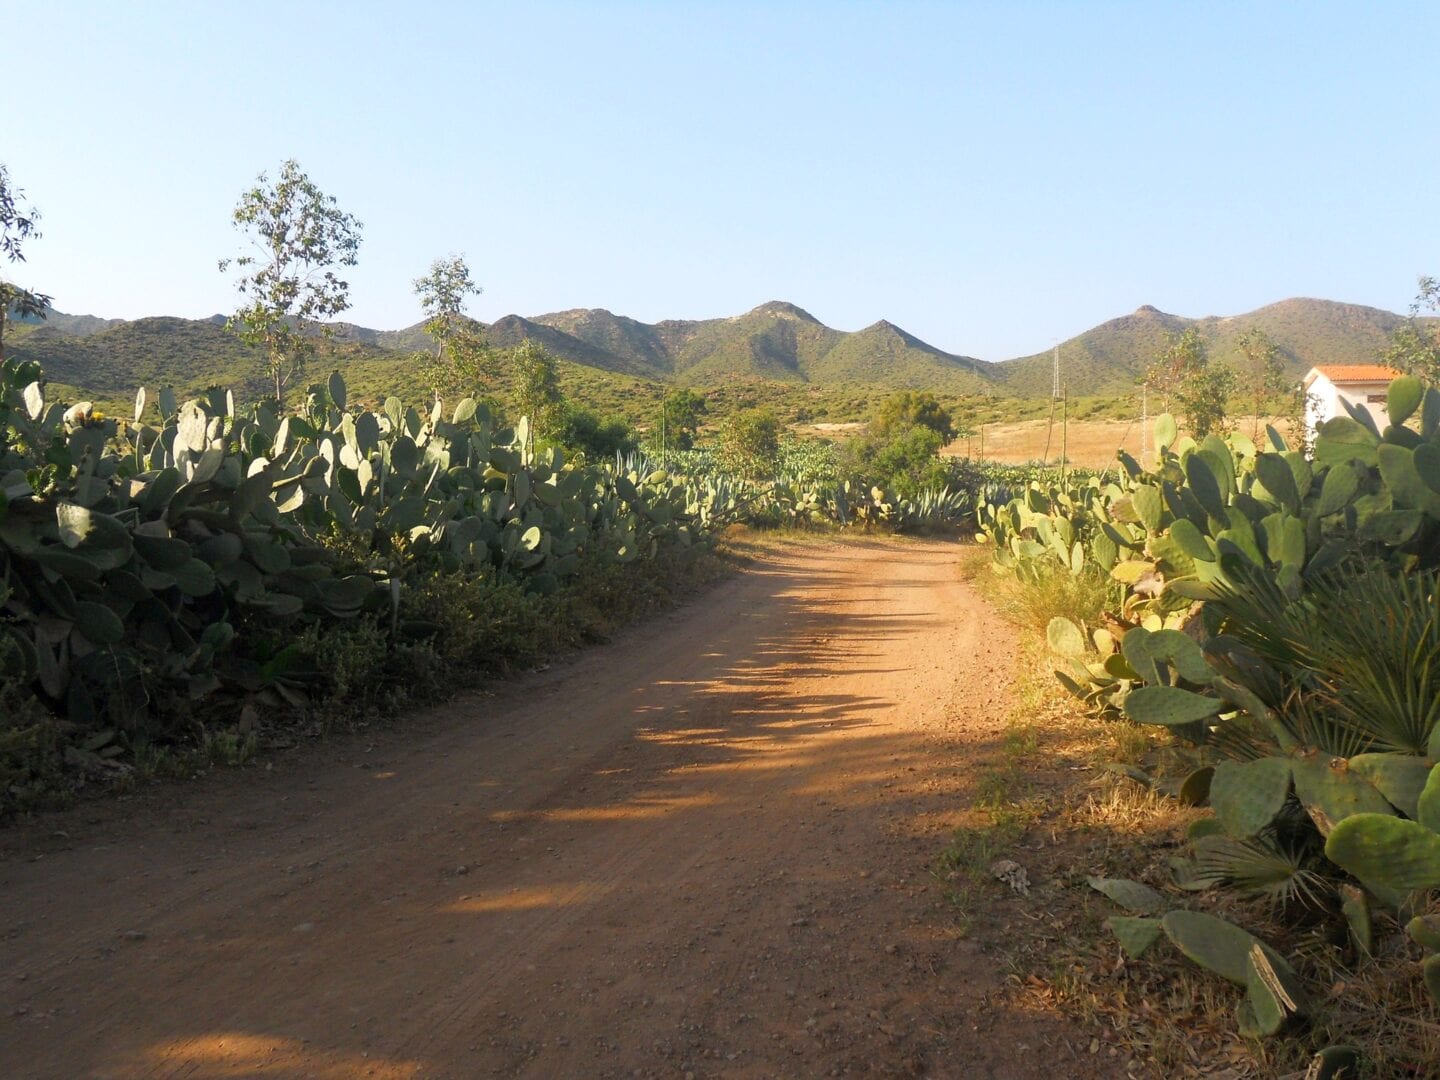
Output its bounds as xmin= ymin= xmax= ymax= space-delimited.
xmin=1 ymin=537 xmax=1109 ymax=1079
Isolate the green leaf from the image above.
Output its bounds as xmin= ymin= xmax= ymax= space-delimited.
xmin=1342 ymin=885 xmax=1372 ymax=956
xmin=1244 ymin=943 xmax=1308 ymax=1035
xmin=1419 ymin=763 xmax=1440 ymax=833
xmin=172 ymin=558 xmax=218 ymax=598
xmin=1154 ymin=413 xmax=1177 ymax=452
xmin=1253 ymin=453 xmax=1299 ymax=514
xmin=1313 ymin=416 xmax=1380 ymax=468
xmin=1046 ymin=616 xmax=1086 ymax=657
xmin=1314 ymin=463 xmax=1360 ymax=516
xmin=1211 ymin=758 xmax=1292 ymax=838
xmin=1122 ymin=627 xmax=1211 ymax=684
xmin=1388 ymin=375 xmax=1425 ymax=427
xmin=1124 ymin=685 xmax=1224 ymax=726
xmin=55 ymin=504 xmax=130 ymax=552
xmin=72 ymin=601 xmax=125 ymax=646
xmin=134 ymin=533 xmax=193 ymax=571
xmin=22 ymin=381 xmax=46 ymax=420
xmin=1325 ymin=813 xmax=1440 ymax=893
xmin=1378 ymin=443 xmax=1440 ymax=515
xmin=1357 ymin=509 xmax=1423 ymax=546
xmin=1348 ymin=754 xmax=1434 ymax=820
xmin=1131 ymin=484 xmax=1163 ymax=533
xmin=1425 ymin=954 xmax=1440 ymax=1005
xmin=1105 ymin=916 xmax=1164 ymax=959
xmin=1416 ymin=442 xmax=1440 ymax=497
xmin=1292 ymin=755 xmax=1397 ymax=833
xmin=1179 ymin=766 xmax=1214 ymax=806
xmin=328 ymin=370 xmax=347 ymax=411
xmin=1161 ymin=909 xmax=1272 ymax=985
xmin=1088 ymin=877 xmax=1165 ymax=914
xmin=1185 ymin=453 xmax=1226 ymax=519
xmin=1168 ymin=518 xmax=1215 ymax=561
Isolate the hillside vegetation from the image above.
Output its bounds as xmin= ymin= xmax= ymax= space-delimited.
xmin=998 ymin=298 xmax=1413 ymax=395
xmin=12 ymin=296 xmax=1413 ymax=424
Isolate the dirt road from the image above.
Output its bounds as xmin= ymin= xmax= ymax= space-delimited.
xmin=1 ymin=538 xmax=1103 ymax=1079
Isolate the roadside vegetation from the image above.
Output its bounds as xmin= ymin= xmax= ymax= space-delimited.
xmin=966 ymin=361 xmax=1440 ymax=1076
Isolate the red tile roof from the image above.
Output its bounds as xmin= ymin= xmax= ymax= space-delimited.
xmin=1310 ymin=364 xmax=1402 ymax=383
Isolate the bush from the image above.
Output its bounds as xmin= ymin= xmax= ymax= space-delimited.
xmin=872 ymin=390 xmax=956 ymax=442
xmin=838 ymin=422 xmax=948 ymax=499
xmin=717 ymin=408 xmax=780 ymax=480
xmin=556 ymin=404 xmax=637 ymax=458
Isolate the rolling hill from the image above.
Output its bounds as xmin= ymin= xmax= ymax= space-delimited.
xmin=997 ymin=298 xmax=1407 ymax=396
xmin=8 ymin=296 xmax=1413 ymax=408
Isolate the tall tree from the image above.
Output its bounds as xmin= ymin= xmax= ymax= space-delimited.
xmin=871 ymin=390 xmax=955 ymax=442
xmin=1143 ymin=326 xmax=1206 ymax=413
xmin=1146 ymin=327 xmax=1235 ymax=438
xmin=414 ymin=254 xmax=482 ymax=360
xmin=218 ymin=159 xmax=362 ymax=407
xmin=414 ymin=254 xmax=494 ymax=399
xmin=0 ymin=164 xmax=52 ymax=363
xmin=510 ymin=339 xmax=564 ymax=454
xmin=658 ymin=388 xmax=708 ymax=452
xmin=1234 ymin=327 xmax=1289 ymax=438
xmin=717 ymin=408 xmax=780 ymax=480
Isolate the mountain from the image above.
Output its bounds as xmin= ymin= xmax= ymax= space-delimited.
xmin=534 ymin=301 xmax=992 ymax=390
xmin=12 ymin=317 xmax=274 ymax=398
xmin=14 ymin=307 xmax=125 ymax=337
xmin=999 ymin=298 xmax=1405 ymax=396
xmin=485 ymin=314 xmax=664 ymax=380
xmin=529 ymin=308 xmax=674 ymax=379
xmin=661 ymin=302 xmax=844 ymax=383
xmin=812 ymin=319 xmax=990 ymax=390
xmin=7 ymin=296 xmax=1412 ymax=405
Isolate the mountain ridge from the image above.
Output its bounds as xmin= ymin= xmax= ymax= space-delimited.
xmin=11 ymin=296 xmax=1410 ymax=400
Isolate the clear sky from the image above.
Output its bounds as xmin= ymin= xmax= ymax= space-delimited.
xmin=5 ymin=1 xmax=1439 ymax=360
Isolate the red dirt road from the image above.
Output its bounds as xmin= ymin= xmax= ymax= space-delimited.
xmin=1 ymin=538 xmax=1103 ymax=1079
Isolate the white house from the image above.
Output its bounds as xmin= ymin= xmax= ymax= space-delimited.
xmin=1303 ymin=364 xmax=1401 ymax=437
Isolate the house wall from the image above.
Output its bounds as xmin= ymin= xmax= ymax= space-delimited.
xmin=1307 ymin=376 xmax=1390 ymax=433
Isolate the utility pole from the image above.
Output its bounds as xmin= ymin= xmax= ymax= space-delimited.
xmin=1044 ymin=342 xmax=1060 ymax=464
xmin=1061 ymin=383 xmax=1069 ymax=481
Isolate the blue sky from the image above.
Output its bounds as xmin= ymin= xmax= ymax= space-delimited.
xmin=6 ymin=1 xmax=1439 ymax=360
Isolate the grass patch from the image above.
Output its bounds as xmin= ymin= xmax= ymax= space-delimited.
xmin=979 ymin=558 xmax=1119 ymax=636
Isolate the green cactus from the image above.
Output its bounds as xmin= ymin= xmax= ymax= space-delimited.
xmin=1209 ymin=758 xmax=1292 ymax=838
xmin=1087 ymin=876 xmax=1165 ymax=914
xmin=1324 ymin=813 xmax=1440 ymax=894
xmin=1160 ymin=909 xmax=1284 ymax=986
xmin=1243 ymin=942 xmax=1309 ymax=1036
xmin=1105 ymin=915 xmax=1163 ymax=959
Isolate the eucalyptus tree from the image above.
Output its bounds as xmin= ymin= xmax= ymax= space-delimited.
xmin=218 ymin=159 xmax=362 ymax=407
xmin=414 ymin=254 xmax=481 ymax=359
xmin=1234 ymin=327 xmax=1288 ymax=438
xmin=414 ymin=254 xmax=495 ymax=398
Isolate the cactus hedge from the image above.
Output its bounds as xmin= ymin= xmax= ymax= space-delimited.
xmin=982 ymin=374 xmax=1440 ymax=1043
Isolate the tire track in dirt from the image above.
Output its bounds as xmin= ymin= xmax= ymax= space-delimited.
xmin=0 ymin=537 xmax=1108 ymax=1079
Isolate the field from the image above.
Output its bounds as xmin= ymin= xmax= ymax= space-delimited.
xmin=940 ymin=414 xmax=1300 ymax=469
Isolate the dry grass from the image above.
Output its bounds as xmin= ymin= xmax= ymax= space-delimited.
xmin=977 ymin=556 xmax=1121 ymax=638
xmin=942 ymin=414 xmax=1301 ymax=470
